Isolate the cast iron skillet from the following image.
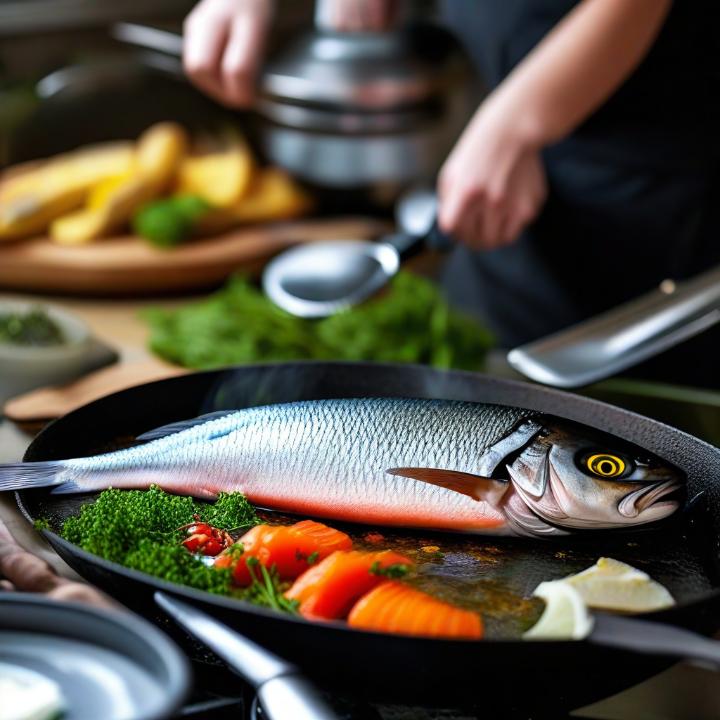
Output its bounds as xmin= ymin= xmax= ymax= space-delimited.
xmin=15 ymin=362 xmax=720 ymax=716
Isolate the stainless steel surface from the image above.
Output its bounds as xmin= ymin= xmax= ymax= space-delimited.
xmin=108 ymin=19 xmax=476 ymax=193
xmin=155 ymin=593 xmax=339 ymax=720
xmin=261 ymin=188 xmax=435 ymax=317
xmin=263 ymin=239 xmax=401 ymax=318
xmin=0 ymin=593 xmax=190 ymax=720
xmin=112 ymin=22 xmax=184 ymax=57
xmin=260 ymin=122 xmax=453 ymax=188
xmin=35 ymin=55 xmax=183 ymax=100
xmin=507 ymin=265 xmax=720 ymax=388
xmin=592 ymin=615 xmax=720 ymax=670
xmin=260 ymin=30 xmax=448 ymax=109
xmin=258 ymin=11 xmax=476 ymax=190
xmin=395 ymin=187 xmax=437 ymax=237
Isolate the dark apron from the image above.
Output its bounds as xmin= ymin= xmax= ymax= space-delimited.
xmin=438 ymin=0 xmax=720 ymax=387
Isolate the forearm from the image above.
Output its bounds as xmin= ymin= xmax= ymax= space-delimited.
xmin=484 ymin=0 xmax=673 ymax=147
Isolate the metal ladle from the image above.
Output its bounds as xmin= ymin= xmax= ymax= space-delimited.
xmin=262 ymin=188 xmax=448 ymax=318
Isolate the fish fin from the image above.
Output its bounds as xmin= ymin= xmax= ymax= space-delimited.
xmin=477 ymin=419 xmax=543 ymax=476
xmin=136 ymin=411 xmax=236 ymax=442
xmin=506 ymin=443 xmax=549 ymax=498
xmin=387 ymin=468 xmax=508 ymax=505
xmin=50 ymin=478 xmax=94 ymax=495
xmin=0 ymin=461 xmax=64 ymax=492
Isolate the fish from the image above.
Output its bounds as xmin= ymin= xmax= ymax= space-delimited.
xmin=0 ymin=398 xmax=685 ymax=538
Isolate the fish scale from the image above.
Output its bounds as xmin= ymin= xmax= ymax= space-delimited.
xmin=0 ymin=397 xmax=685 ymax=537
xmin=36 ymin=398 xmax=531 ymax=531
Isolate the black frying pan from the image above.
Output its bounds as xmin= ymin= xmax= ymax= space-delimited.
xmin=15 ymin=362 xmax=720 ymax=716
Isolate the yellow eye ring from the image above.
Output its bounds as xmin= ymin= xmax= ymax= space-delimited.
xmin=585 ymin=453 xmax=626 ymax=478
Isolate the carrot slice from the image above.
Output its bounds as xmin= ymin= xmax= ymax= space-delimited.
xmin=348 ymin=581 xmax=483 ymax=639
xmin=214 ymin=520 xmax=352 ymax=586
xmin=285 ymin=549 xmax=413 ymax=620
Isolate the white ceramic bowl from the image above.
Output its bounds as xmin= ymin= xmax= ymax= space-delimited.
xmin=0 ymin=300 xmax=93 ymax=405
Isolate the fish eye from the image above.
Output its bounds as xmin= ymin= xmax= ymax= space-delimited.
xmin=579 ymin=452 xmax=632 ymax=479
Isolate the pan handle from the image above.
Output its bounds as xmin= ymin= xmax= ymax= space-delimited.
xmin=257 ymin=674 xmax=339 ymax=720
xmin=591 ymin=614 xmax=720 ymax=669
xmin=154 ymin=592 xmax=340 ymax=720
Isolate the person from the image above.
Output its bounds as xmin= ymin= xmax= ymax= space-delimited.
xmin=183 ymin=0 xmax=719 ymax=384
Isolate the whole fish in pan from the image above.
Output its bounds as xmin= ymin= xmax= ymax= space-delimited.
xmin=0 ymin=398 xmax=684 ymax=537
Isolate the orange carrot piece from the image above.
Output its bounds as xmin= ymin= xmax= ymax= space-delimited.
xmin=215 ymin=520 xmax=352 ymax=586
xmin=348 ymin=581 xmax=483 ymax=639
xmin=285 ymin=549 xmax=413 ymax=620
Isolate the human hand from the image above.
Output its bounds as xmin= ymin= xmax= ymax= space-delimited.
xmin=438 ymin=103 xmax=548 ymax=251
xmin=0 ymin=515 xmax=116 ymax=607
xmin=183 ymin=0 xmax=273 ymax=108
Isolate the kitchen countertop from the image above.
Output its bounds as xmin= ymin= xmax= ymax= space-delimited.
xmin=0 ymin=293 xmax=719 ymax=720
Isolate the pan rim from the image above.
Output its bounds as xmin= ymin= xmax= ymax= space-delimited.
xmin=0 ymin=591 xmax=190 ymax=720
xmin=20 ymin=359 xmax=720 ymax=460
xmin=16 ymin=360 xmax=720 ymax=645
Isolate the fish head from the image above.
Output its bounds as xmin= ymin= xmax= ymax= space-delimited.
xmin=506 ymin=420 xmax=685 ymax=531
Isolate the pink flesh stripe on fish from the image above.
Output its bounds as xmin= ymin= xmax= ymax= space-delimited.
xmin=0 ymin=399 xmax=534 ymax=534
xmin=0 ymin=461 xmax=508 ymax=533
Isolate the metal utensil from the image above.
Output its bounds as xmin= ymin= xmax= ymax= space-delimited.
xmin=507 ymin=267 xmax=720 ymax=388
xmin=111 ymin=19 xmax=477 ymax=200
xmin=111 ymin=22 xmax=183 ymax=57
xmin=591 ymin=613 xmax=720 ymax=670
xmin=1 ymin=593 xmax=189 ymax=720
xmin=262 ymin=188 xmax=447 ymax=317
xmin=155 ymin=592 xmax=339 ymax=720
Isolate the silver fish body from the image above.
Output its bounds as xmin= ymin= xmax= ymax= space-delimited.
xmin=0 ymin=398 xmax=684 ymax=537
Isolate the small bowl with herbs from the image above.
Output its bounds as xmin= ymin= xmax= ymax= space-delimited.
xmin=0 ymin=300 xmax=93 ymax=403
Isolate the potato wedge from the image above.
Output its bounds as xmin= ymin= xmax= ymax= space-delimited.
xmin=195 ymin=168 xmax=312 ymax=235
xmin=0 ymin=142 xmax=134 ymax=242
xmin=50 ymin=122 xmax=188 ymax=246
xmin=177 ymin=136 xmax=254 ymax=207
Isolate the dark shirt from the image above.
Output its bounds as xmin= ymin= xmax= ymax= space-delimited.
xmin=438 ymin=1 xmax=720 ymax=386
xmin=441 ymin=0 xmax=719 ymax=171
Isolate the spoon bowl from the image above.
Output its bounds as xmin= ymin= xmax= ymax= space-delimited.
xmin=263 ymin=240 xmax=400 ymax=318
xmin=261 ymin=188 xmax=444 ymax=318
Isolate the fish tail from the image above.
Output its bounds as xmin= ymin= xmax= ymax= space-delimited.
xmin=0 ymin=461 xmax=66 ymax=492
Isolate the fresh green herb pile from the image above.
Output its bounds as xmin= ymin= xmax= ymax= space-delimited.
xmin=61 ymin=486 xmax=259 ymax=596
xmin=0 ymin=307 xmax=65 ymax=346
xmin=143 ymin=272 xmax=493 ymax=370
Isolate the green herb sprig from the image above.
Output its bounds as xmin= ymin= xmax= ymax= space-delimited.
xmin=143 ymin=273 xmax=494 ymax=371
xmin=242 ymin=557 xmax=299 ymax=614
xmin=369 ymin=561 xmax=411 ymax=579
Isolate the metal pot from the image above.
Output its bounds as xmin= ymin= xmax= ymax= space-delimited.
xmin=257 ymin=2 xmax=479 ymax=203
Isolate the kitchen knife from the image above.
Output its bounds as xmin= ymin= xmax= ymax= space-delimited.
xmin=507 ymin=265 xmax=720 ymax=388
xmin=590 ymin=613 xmax=720 ymax=670
xmin=155 ymin=592 xmax=339 ymax=720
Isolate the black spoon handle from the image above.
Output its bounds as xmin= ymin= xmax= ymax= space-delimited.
xmin=384 ymin=221 xmax=453 ymax=262
xmin=591 ymin=614 xmax=720 ymax=669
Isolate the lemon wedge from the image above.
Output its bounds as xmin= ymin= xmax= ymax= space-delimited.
xmin=564 ymin=557 xmax=675 ymax=613
xmin=523 ymin=581 xmax=594 ymax=640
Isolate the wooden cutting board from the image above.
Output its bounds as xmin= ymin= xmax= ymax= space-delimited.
xmin=0 ymin=217 xmax=390 ymax=296
xmin=3 ymin=359 xmax=188 ymax=427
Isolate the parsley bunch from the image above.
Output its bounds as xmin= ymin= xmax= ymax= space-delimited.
xmin=144 ymin=272 xmax=494 ymax=370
